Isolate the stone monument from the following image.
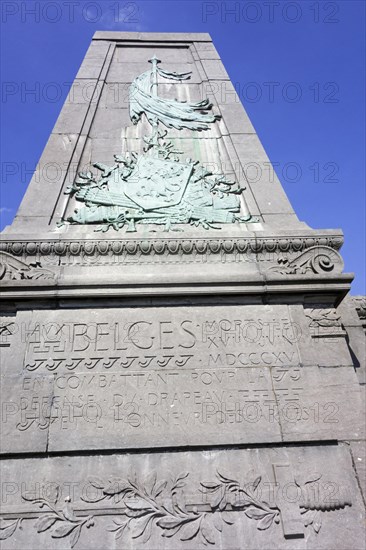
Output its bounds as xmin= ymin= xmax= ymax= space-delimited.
xmin=0 ymin=32 xmax=365 ymax=550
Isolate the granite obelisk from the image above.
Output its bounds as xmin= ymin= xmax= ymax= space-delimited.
xmin=0 ymin=32 xmax=365 ymax=550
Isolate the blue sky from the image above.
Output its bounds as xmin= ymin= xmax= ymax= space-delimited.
xmin=1 ymin=0 xmax=365 ymax=293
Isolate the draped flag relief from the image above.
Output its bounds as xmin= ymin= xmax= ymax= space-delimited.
xmin=129 ymin=56 xmax=221 ymax=131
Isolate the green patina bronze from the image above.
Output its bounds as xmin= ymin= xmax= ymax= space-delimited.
xmin=129 ymin=54 xmax=221 ymax=132
xmin=65 ymin=56 xmax=255 ymax=231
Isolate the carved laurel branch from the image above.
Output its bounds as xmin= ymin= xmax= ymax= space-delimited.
xmin=267 ymin=246 xmax=344 ymax=276
xmin=0 ymin=237 xmax=344 ymax=261
xmin=0 ymin=487 xmax=94 ymax=549
xmin=0 ymin=471 xmax=352 ymax=547
xmin=82 ymin=470 xmax=279 ymax=545
xmin=0 ymin=252 xmax=55 ymax=281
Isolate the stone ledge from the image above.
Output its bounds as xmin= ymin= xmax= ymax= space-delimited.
xmin=0 ymin=232 xmax=345 ymax=259
xmin=92 ymin=32 xmax=212 ymax=42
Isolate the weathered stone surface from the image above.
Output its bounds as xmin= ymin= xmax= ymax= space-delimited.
xmin=107 ymin=60 xmax=203 ymax=84
xmin=338 ymin=296 xmax=366 ymax=384
xmin=0 ymin=304 xmax=293 ymax=452
xmin=277 ymin=366 xmax=365 ymax=442
xmin=194 ymin=41 xmax=221 ymax=60
xmin=88 ymin=107 xmax=131 ymax=139
xmin=0 ymin=305 xmax=364 ymax=454
xmin=231 ymin=133 xmax=296 ymax=216
xmin=65 ymin=79 xmax=103 ymax=106
xmin=0 ymin=445 xmax=364 ymax=549
xmin=1 ymin=364 xmax=362 ymax=454
xmin=117 ymin=45 xmax=194 ymax=64
xmin=201 ymin=59 xmax=230 ymax=80
xmin=93 ymin=31 xmax=212 ymax=42
xmin=1 ymin=32 xmax=364 ymax=550
xmin=75 ymin=41 xmax=111 ymax=79
xmin=350 ymin=440 xmax=366 ymax=503
xmin=53 ymin=103 xmax=90 ymax=135
xmin=13 ymin=133 xmax=86 ymax=226
xmin=0 ymin=374 xmax=51 ymax=453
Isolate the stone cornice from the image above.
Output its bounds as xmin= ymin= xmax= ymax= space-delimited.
xmin=0 ymin=233 xmax=351 ymax=304
xmin=0 ymin=233 xmax=344 ymax=262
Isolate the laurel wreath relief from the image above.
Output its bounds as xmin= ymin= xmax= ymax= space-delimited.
xmin=0 ymin=470 xmax=351 ymax=548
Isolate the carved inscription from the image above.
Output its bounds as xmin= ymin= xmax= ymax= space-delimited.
xmin=22 ymin=307 xmax=302 ymax=373
xmin=17 ymin=368 xmax=278 ymax=430
xmin=1 ymin=307 xmax=309 ymax=448
xmin=2 ymin=364 xmax=335 ymax=453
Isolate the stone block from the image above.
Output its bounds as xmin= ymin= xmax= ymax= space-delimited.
xmin=65 ymin=80 xmax=103 ymax=106
xmin=117 ymin=45 xmax=194 ymax=64
xmin=350 ymin=439 xmax=366 ymax=502
xmin=88 ymin=107 xmax=131 ymax=139
xmin=232 ymin=134 xmax=296 ymax=216
xmin=201 ymin=59 xmax=230 ymax=80
xmin=52 ymin=103 xmax=90 ymax=135
xmin=194 ymin=41 xmax=221 ymax=60
xmin=0 ymin=375 xmax=52 ymax=454
xmin=278 ymin=366 xmax=365 ymax=442
xmin=75 ymin=42 xmax=111 ymax=80
xmin=106 ymin=61 xmax=202 ymax=84
xmin=1 ymin=305 xmax=363 ymax=454
xmin=0 ymin=445 xmax=364 ymax=549
xmin=92 ymin=31 xmax=212 ymax=42
xmin=15 ymin=134 xmax=86 ymax=222
xmin=0 ymin=304 xmax=304 ymax=452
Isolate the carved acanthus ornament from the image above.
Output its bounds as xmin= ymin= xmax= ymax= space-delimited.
xmin=0 ymin=252 xmax=55 ymax=281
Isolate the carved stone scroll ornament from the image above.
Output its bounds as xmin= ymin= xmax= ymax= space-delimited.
xmin=0 ymin=470 xmax=351 ymax=548
xmin=62 ymin=57 xmax=256 ymax=232
xmin=0 ymin=252 xmax=55 ymax=281
xmin=267 ymin=246 xmax=344 ymax=275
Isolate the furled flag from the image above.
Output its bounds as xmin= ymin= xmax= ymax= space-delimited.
xmin=129 ymin=62 xmax=221 ymax=131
